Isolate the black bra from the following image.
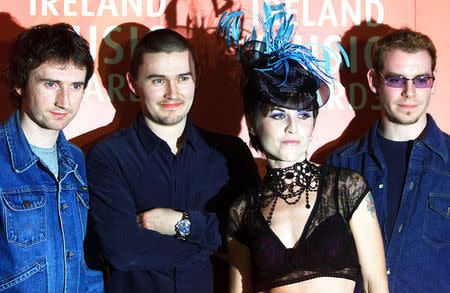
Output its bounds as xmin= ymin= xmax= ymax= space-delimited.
xmin=227 ymin=166 xmax=369 ymax=291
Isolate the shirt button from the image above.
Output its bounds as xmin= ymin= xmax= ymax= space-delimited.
xmin=66 ymin=252 xmax=74 ymax=258
xmin=386 ymin=268 xmax=391 ymax=275
xmin=378 ymin=183 xmax=384 ymax=189
xmin=61 ymin=204 xmax=68 ymax=210
xmin=409 ymin=182 xmax=414 ymax=190
xmin=417 ymin=142 xmax=423 ymax=148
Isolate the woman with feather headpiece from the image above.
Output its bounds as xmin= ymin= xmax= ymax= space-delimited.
xmin=218 ymin=3 xmax=389 ymax=293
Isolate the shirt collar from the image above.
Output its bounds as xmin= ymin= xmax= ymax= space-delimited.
xmin=183 ymin=118 xmax=201 ymax=152
xmin=134 ymin=112 xmax=200 ymax=156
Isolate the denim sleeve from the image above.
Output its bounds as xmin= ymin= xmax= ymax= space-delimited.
xmin=326 ymin=151 xmax=340 ymax=167
xmin=86 ymin=145 xmax=205 ymax=272
xmin=84 ymin=266 xmax=105 ymax=293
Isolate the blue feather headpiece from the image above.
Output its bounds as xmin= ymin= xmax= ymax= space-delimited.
xmin=217 ymin=2 xmax=349 ymax=111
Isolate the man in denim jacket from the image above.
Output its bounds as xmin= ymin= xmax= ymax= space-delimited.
xmin=0 ymin=24 xmax=103 ymax=292
xmin=328 ymin=28 xmax=449 ymax=292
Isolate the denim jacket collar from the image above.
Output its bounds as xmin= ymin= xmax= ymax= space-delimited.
xmin=420 ymin=114 xmax=448 ymax=163
xmin=56 ymin=128 xmax=84 ymax=185
xmin=336 ymin=114 xmax=447 ymax=164
xmin=5 ymin=110 xmax=39 ymax=173
xmin=335 ymin=119 xmax=384 ymax=168
xmin=4 ymin=110 xmax=83 ymax=183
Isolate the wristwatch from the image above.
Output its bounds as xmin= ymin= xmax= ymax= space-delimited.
xmin=174 ymin=212 xmax=190 ymax=241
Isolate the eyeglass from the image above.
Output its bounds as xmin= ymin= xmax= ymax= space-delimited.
xmin=377 ymin=71 xmax=435 ymax=88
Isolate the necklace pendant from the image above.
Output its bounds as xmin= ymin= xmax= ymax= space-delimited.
xmin=285 ymin=172 xmax=294 ymax=179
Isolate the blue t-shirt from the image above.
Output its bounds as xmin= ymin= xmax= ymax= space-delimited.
xmin=30 ymin=143 xmax=58 ymax=177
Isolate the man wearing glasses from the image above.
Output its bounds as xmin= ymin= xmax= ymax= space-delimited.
xmin=328 ymin=28 xmax=449 ymax=292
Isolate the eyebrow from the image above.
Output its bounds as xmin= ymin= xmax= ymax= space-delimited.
xmin=38 ymin=78 xmax=85 ymax=85
xmin=178 ymin=72 xmax=192 ymax=77
xmin=272 ymin=107 xmax=310 ymax=114
xmin=383 ymin=72 xmax=433 ymax=77
xmin=38 ymin=78 xmax=59 ymax=83
xmin=272 ymin=107 xmax=286 ymax=112
xmin=146 ymin=72 xmax=192 ymax=79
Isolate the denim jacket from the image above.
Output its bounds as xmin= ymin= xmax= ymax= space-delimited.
xmin=327 ymin=114 xmax=450 ymax=292
xmin=0 ymin=111 xmax=103 ymax=292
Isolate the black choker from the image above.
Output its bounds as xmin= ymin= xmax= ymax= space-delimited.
xmin=258 ymin=160 xmax=321 ymax=225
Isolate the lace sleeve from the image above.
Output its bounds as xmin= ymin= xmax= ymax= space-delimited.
xmin=226 ymin=193 xmax=249 ymax=244
xmin=338 ymin=168 xmax=371 ymax=221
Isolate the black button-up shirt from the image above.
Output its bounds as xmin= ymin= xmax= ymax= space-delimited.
xmin=86 ymin=113 xmax=259 ymax=293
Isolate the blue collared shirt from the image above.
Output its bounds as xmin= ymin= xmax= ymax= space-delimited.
xmin=0 ymin=111 xmax=104 ymax=292
xmin=327 ymin=114 xmax=450 ymax=292
xmin=86 ymin=113 xmax=259 ymax=293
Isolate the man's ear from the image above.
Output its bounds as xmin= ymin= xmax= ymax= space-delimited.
xmin=126 ymin=72 xmax=138 ymax=97
xmin=431 ymin=70 xmax=437 ymax=94
xmin=15 ymin=87 xmax=23 ymax=96
xmin=367 ymin=68 xmax=379 ymax=95
xmin=188 ymin=54 xmax=199 ymax=89
xmin=248 ymin=126 xmax=256 ymax=136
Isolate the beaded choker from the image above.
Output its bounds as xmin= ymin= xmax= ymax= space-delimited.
xmin=258 ymin=160 xmax=321 ymax=225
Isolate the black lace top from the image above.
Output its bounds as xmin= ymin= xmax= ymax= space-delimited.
xmin=227 ymin=165 xmax=370 ymax=291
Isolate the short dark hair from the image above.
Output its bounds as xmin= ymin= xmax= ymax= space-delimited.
xmin=243 ymin=82 xmax=318 ymax=152
xmin=372 ymin=27 xmax=437 ymax=72
xmin=7 ymin=23 xmax=94 ymax=106
xmin=129 ymin=29 xmax=196 ymax=79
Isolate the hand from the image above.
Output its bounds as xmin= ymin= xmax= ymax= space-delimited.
xmin=136 ymin=208 xmax=183 ymax=236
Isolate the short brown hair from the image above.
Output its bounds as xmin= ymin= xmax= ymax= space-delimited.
xmin=129 ymin=29 xmax=196 ymax=80
xmin=7 ymin=23 xmax=93 ymax=107
xmin=372 ymin=27 xmax=437 ymax=72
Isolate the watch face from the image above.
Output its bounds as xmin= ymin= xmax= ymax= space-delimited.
xmin=177 ymin=219 xmax=190 ymax=237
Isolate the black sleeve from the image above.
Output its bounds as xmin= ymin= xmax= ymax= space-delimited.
xmin=337 ymin=168 xmax=371 ymax=221
xmin=226 ymin=193 xmax=249 ymax=245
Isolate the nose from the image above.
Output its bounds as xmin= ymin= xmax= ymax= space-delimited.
xmin=403 ymin=79 xmax=416 ymax=99
xmin=164 ymin=80 xmax=178 ymax=99
xmin=55 ymin=87 xmax=70 ymax=109
xmin=285 ymin=117 xmax=298 ymax=134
